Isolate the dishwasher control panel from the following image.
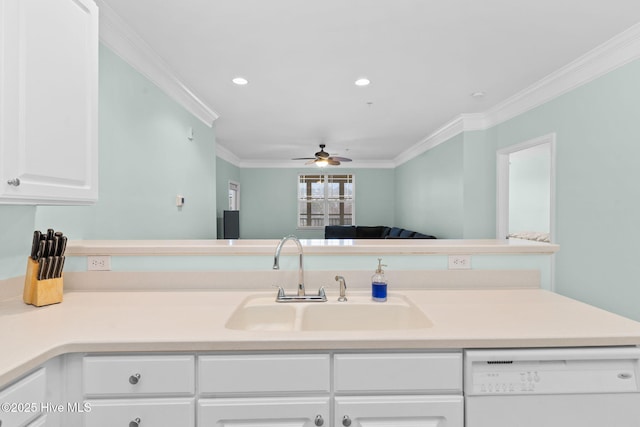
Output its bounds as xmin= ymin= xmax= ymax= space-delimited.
xmin=465 ymin=347 xmax=640 ymax=395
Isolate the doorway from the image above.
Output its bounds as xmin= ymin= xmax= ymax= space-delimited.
xmin=496 ymin=133 xmax=556 ymax=242
xmin=228 ymin=181 xmax=240 ymax=211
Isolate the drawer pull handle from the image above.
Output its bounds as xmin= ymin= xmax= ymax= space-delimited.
xmin=314 ymin=415 xmax=324 ymax=426
xmin=7 ymin=178 xmax=20 ymax=187
xmin=129 ymin=417 xmax=141 ymax=427
xmin=342 ymin=415 xmax=352 ymax=427
xmin=129 ymin=373 xmax=141 ymax=384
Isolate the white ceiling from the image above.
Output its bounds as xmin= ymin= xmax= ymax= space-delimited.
xmin=100 ymin=0 xmax=640 ymax=166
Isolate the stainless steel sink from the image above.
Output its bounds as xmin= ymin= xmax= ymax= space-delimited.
xmin=225 ymin=294 xmax=432 ymax=331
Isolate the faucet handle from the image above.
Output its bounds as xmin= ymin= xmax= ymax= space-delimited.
xmin=272 ymin=285 xmax=286 ymax=299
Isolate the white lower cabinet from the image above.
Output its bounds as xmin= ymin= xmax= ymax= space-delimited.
xmin=198 ymin=397 xmax=331 ymax=427
xmin=335 ymin=395 xmax=464 ymax=427
xmin=196 ymin=352 xmax=463 ymax=427
xmin=333 ymin=352 xmax=463 ymax=427
xmin=0 ymin=351 xmax=462 ymax=427
xmin=0 ymin=368 xmax=46 ymax=427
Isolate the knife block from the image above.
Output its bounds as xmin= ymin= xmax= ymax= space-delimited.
xmin=23 ymin=257 xmax=63 ymax=307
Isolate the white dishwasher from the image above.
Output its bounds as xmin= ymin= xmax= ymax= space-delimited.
xmin=464 ymin=347 xmax=640 ymax=427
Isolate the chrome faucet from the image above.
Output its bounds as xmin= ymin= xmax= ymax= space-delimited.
xmin=335 ymin=275 xmax=347 ymax=302
xmin=273 ymin=235 xmax=326 ymax=302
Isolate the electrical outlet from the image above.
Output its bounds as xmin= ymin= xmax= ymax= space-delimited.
xmin=448 ymin=255 xmax=471 ymax=270
xmin=88 ymin=255 xmax=111 ymax=271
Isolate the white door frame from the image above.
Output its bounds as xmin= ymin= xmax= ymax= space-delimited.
xmin=496 ymin=133 xmax=556 ymax=242
xmin=228 ymin=180 xmax=240 ymax=210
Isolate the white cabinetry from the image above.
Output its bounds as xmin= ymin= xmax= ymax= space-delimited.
xmin=3 ymin=351 xmax=461 ymax=427
xmin=82 ymin=355 xmax=195 ymax=427
xmin=197 ymin=352 xmax=462 ymax=427
xmin=334 ymin=353 xmax=463 ymax=427
xmin=0 ymin=0 xmax=98 ymax=205
xmin=198 ymin=354 xmax=331 ymax=426
xmin=0 ymin=368 xmax=46 ymax=427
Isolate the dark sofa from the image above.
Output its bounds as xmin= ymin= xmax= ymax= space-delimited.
xmin=324 ymin=225 xmax=436 ymax=239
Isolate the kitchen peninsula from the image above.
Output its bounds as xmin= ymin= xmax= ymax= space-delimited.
xmin=3 ymin=238 xmax=640 ymax=427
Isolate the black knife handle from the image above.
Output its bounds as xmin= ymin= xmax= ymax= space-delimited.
xmin=59 ymin=236 xmax=68 ymax=256
xmin=31 ymin=230 xmax=42 ymax=259
xmin=37 ymin=258 xmax=45 ymax=281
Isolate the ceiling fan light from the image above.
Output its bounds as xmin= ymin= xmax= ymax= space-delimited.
xmin=316 ymin=159 xmax=329 ymax=167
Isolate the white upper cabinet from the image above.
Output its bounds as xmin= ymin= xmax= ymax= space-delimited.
xmin=0 ymin=0 xmax=98 ymax=204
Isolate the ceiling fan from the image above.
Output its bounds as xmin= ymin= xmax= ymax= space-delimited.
xmin=292 ymin=144 xmax=352 ymax=167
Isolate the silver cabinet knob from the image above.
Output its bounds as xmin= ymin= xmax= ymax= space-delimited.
xmin=314 ymin=415 xmax=324 ymax=426
xmin=342 ymin=415 xmax=352 ymax=427
xmin=129 ymin=417 xmax=141 ymax=427
xmin=6 ymin=178 xmax=20 ymax=186
xmin=129 ymin=373 xmax=141 ymax=384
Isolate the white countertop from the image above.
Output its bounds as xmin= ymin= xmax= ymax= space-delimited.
xmin=65 ymin=238 xmax=559 ymax=256
xmin=1 ymin=288 xmax=639 ymax=386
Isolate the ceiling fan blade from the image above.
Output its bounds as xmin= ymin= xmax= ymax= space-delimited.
xmin=292 ymin=157 xmax=316 ymax=160
xmin=329 ymin=156 xmax=352 ymax=162
xmin=305 ymin=159 xmax=317 ymax=165
xmin=328 ymin=158 xmax=341 ymax=165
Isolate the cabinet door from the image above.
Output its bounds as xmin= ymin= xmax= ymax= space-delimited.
xmin=335 ymin=395 xmax=463 ymax=427
xmin=0 ymin=0 xmax=98 ymax=204
xmin=0 ymin=368 xmax=46 ymax=427
xmin=198 ymin=397 xmax=330 ymax=427
xmin=84 ymin=398 xmax=194 ymax=427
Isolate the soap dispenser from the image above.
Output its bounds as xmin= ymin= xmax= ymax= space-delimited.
xmin=371 ymin=258 xmax=387 ymax=302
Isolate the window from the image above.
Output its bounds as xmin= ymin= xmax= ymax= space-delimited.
xmin=298 ymin=174 xmax=354 ymax=228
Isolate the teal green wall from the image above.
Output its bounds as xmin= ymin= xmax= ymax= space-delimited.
xmin=0 ymin=206 xmax=37 ymax=279
xmin=491 ymin=59 xmax=640 ymax=320
xmin=35 ymin=46 xmax=217 ymax=240
xmin=395 ymin=135 xmax=464 ymax=238
xmin=239 ymin=168 xmax=395 ymax=239
xmin=392 ymin=59 xmax=640 ymax=320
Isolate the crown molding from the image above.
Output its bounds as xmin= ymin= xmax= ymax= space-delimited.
xmin=216 ymin=144 xmax=242 ymax=167
xmin=482 ymin=22 xmax=640 ymax=129
xmin=393 ymin=22 xmax=640 ymax=167
xmin=96 ymin=0 xmax=219 ymax=127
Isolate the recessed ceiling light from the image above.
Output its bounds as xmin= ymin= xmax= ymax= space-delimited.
xmin=355 ymin=78 xmax=371 ymax=87
xmin=232 ymin=77 xmax=249 ymax=85
xmin=471 ymin=91 xmax=486 ymax=98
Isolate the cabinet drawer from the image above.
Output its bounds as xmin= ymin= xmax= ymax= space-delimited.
xmin=334 ymin=352 xmax=462 ymax=393
xmin=84 ymin=398 xmax=194 ymax=427
xmin=198 ymin=354 xmax=330 ymax=395
xmin=0 ymin=368 xmax=46 ymax=427
xmin=83 ymin=355 xmax=194 ymax=397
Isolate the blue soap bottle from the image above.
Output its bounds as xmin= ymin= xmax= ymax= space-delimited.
xmin=371 ymin=258 xmax=387 ymax=302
